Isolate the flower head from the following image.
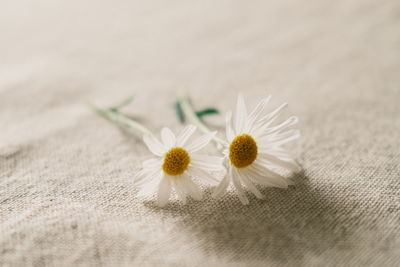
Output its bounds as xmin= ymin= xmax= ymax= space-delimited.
xmin=214 ymin=95 xmax=301 ymax=204
xmin=134 ymin=125 xmax=224 ymax=207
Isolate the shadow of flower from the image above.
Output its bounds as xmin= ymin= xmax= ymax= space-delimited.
xmin=144 ymin=172 xmax=360 ymax=264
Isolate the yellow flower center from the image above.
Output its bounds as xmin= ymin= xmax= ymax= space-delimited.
xmin=229 ymin=134 xmax=258 ymax=168
xmin=162 ymin=147 xmax=191 ymax=176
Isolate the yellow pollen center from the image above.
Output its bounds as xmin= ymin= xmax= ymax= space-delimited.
xmin=162 ymin=147 xmax=191 ymax=176
xmin=229 ymin=134 xmax=258 ymax=168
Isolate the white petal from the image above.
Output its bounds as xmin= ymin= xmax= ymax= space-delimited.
xmin=242 ymin=167 xmax=278 ymax=187
xmin=137 ymin=172 xmax=164 ymax=196
xmin=268 ymin=130 xmax=301 ymax=145
xmin=225 ymin=111 xmax=235 ymax=142
xmin=251 ymin=103 xmax=288 ymax=137
xmin=251 ymin=119 xmax=277 ymax=138
xmin=263 ymin=116 xmax=298 ymax=136
xmin=157 ymin=177 xmax=172 ymax=207
xmin=234 ymin=94 xmax=247 ymax=134
xmin=133 ymin=169 xmax=147 ymax=184
xmin=250 ymin=163 xmax=289 ymax=188
xmin=257 ymin=131 xmax=301 ymax=153
xmin=161 ymin=127 xmax=176 ymax=148
xmin=172 ymin=178 xmax=187 ymax=204
xmin=190 ymin=154 xmax=225 ymax=172
xmin=249 ymin=96 xmax=271 ymax=119
xmin=212 ymin=171 xmax=231 ymax=198
xmin=258 ymin=102 xmax=288 ymax=125
xmin=260 ymin=154 xmax=302 ymax=173
xmin=135 ymin=169 xmax=163 ymax=187
xmin=185 ymin=131 xmax=216 ymax=152
xmin=264 ymin=129 xmax=299 ymax=142
xmin=176 ymin=125 xmax=196 ymax=146
xmin=238 ymin=169 xmax=264 ymax=199
xmin=232 ymin=168 xmax=249 ymax=205
xmin=142 ymin=158 xmax=162 ymax=170
xmin=245 ymin=96 xmax=271 ymax=133
xmin=143 ymin=134 xmax=166 ymax=156
xmin=181 ymin=175 xmax=202 ymax=201
xmin=187 ymin=166 xmax=221 ymax=185
xmin=260 ymin=147 xmax=295 ymax=160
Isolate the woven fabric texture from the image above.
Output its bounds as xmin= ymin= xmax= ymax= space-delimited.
xmin=1 ymin=0 xmax=399 ymax=266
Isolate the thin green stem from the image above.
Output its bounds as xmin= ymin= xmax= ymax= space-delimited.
xmin=176 ymin=90 xmax=225 ymax=146
xmin=88 ymin=101 xmax=152 ymax=137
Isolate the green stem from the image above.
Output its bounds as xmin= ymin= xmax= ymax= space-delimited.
xmin=88 ymin=102 xmax=152 ymax=136
xmin=176 ymin=90 xmax=225 ymax=146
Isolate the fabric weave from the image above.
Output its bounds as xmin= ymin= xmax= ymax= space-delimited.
xmin=1 ymin=0 xmax=399 ymax=266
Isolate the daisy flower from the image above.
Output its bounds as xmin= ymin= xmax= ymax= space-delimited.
xmin=134 ymin=125 xmax=225 ymax=207
xmin=213 ymin=95 xmax=302 ymax=204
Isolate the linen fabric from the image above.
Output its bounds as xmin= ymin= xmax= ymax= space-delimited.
xmin=1 ymin=0 xmax=399 ymax=266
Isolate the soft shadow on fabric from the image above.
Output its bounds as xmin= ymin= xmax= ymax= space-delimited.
xmin=144 ymin=172 xmax=360 ymax=263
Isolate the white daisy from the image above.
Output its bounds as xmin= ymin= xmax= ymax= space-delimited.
xmin=134 ymin=125 xmax=224 ymax=207
xmin=213 ymin=95 xmax=302 ymax=204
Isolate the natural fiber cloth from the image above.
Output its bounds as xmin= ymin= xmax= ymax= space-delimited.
xmin=1 ymin=0 xmax=399 ymax=266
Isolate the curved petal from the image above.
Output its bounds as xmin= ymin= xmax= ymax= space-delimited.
xmin=225 ymin=110 xmax=235 ymax=142
xmin=251 ymin=103 xmax=288 ymax=137
xmin=142 ymin=158 xmax=162 ymax=170
xmin=264 ymin=130 xmax=301 ymax=147
xmin=172 ymin=178 xmax=187 ymax=204
xmin=190 ymin=154 xmax=225 ymax=172
xmin=232 ymin=167 xmax=249 ymax=205
xmin=238 ymin=169 xmax=264 ymax=199
xmin=242 ymin=167 xmax=278 ymax=187
xmin=257 ymin=131 xmax=301 ymax=154
xmin=263 ymin=148 xmax=296 ymax=161
xmin=264 ymin=129 xmax=300 ymax=142
xmin=258 ymin=102 xmax=287 ymax=125
xmin=249 ymin=163 xmax=289 ymax=188
xmin=262 ymin=116 xmax=298 ymax=136
xmin=137 ymin=172 xmax=164 ymax=196
xmin=234 ymin=94 xmax=247 ymax=134
xmin=181 ymin=175 xmax=202 ymax=201
xmin=161 ymin=127 xmax=176 ymax=148
xmin=187 ymin=166 xmax=221 ymax=185
xmin=245 ymin=96 xmax=271 ymax=133
xmin=185 ymin=131 xmax=216 ymax=152
xmin=259 ymin=154 xmax=302 ymax=173
xmin=143 ymin=134 xmax=166 ymax=156
xmin=212 ymin=170 xmax=231 ymax=198
xmin=135 ymin=168 xmax=163 ymax=187
xmin=157 ymin=177 xmax=172 ymax=207
xmin=176 ymin=125 xmax=196 ymax=146
xmin=133 ymin=169 xmax=147 ymax=184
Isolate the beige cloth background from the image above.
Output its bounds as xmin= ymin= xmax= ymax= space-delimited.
xmin=1 ymin=0 xmax=400 ymax=266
